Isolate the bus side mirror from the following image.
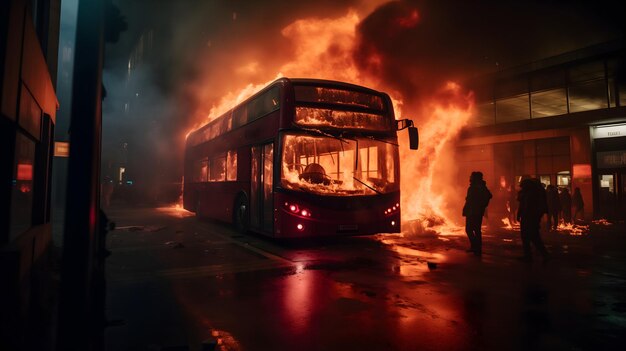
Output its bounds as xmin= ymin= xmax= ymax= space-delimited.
xmin=409 ymin=126 xmax=419 ymax=150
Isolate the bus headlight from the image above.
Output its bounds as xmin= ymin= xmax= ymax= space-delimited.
xmin=384 ymin=203 xmax=400 ymax=215
xmin=284 ymin=202 xmax=312 ymax=217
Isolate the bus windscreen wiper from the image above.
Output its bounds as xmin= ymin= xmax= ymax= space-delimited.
xmin=352 ymin=176 xmax=383 ymax=195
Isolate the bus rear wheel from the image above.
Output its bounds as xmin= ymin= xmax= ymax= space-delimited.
xmin=233 ymin=195 xmax=249 ymax=234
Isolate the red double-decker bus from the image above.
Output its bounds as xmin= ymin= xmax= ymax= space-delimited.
xmin=184 ymin=78 xmax=418 ymax=237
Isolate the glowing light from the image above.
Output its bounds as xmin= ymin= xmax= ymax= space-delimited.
xmin=391 ymin=221 xmax=396 ymax=226
xmin=297 ymin=224 xmax=304 ymax=231
xmin=290 ymin=205 xmax=298 ymax=212
xmin=301 ymin=210 xmax=308 ymax=216
xmin=17 ymin=163 xmax=33 ymax=181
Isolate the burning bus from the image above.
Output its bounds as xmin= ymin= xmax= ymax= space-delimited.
xmin=184 ymin=78 xmax=418 ymax=237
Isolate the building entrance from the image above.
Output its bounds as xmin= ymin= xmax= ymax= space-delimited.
xmin=597 ymin=170 xmax=626 ymax=219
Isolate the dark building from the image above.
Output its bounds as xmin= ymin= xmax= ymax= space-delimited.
xmin=1 ymin=0 xmax=61 ymax=349
xmin=458 ymin=40 xmax=626 ymax=222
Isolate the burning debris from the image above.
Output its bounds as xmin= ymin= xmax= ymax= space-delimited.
xmin=591 ymin=219 xmax=613 ymax=226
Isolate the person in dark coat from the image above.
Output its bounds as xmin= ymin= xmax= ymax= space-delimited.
xmin=572 ymin=187 xmax=584 ymax=221
xmin=462 ymin=172 xmax=492 ymax=255
xmin=559 ymin=188 xmax=572 ymax=224
xmin=546 ymin=185 xmax=561 ymax=231
xmin=507 ymin=184 xmax=518 ymax=225
xmin=517 ymin=177 xmax=550 ymax=261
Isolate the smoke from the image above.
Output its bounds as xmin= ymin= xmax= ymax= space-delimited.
xmin=102 ymin=0 xmax=622 ymax=210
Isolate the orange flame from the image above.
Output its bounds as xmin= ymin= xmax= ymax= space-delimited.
xmin=399 ymin=82 xmax=474 ymax=233
xmin=183 ymin=6 xmax=476 ymax=234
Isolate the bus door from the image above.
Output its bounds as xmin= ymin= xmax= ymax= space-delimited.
xmin=250 ymin=143 xmax=274 ymax=233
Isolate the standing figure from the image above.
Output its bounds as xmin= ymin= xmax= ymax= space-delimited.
xmin=462 ymin=172 xmax=493 ymax=256
xmin=559 ymin=188 xmax=572 ymax=224
xmin=572 ymin=187 xmax=584 ymax=221
xmin=507 ymin=184 xmax=518 ymax=225
xmin=546 ymin=185 xmax=561 ymax=231
xmin=517 ymin=178 xmax=550 ymax=261
xmin=101 ymin=176 xmax=114 ymax=208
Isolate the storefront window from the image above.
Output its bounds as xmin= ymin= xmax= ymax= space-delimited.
xmin=557 ymin=171 xmax=571 ymax=191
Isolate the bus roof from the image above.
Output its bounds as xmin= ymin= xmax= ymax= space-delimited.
xmin=186 ymin=77 xmax=390 ymax=143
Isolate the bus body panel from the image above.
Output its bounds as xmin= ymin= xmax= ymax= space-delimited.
xmin=184 ymin=77 xmax=405 ymax=238
xmin=274 ymin=191 xmax=401 ymax=238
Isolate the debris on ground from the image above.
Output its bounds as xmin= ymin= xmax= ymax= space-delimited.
xmin=117 ymin=225 xmax=167 ymax=232
xmin=165 ymin=241 xmax=185 ymax=249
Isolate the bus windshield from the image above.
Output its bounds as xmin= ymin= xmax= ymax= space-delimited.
xmin=281 ymin=133 xmax=399 ymax=196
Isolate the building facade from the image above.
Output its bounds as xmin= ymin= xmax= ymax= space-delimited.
xmin=1 ymin=0 xmax=60 ymax=349
xmin=458 ymin=40 xmax=625 ymax=221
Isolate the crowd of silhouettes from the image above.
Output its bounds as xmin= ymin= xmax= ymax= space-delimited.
xmin=462 ymin=172 xmax=589 ymax=262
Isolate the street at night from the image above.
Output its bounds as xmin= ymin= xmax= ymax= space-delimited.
xmin=2 ymin=0 xmax=626 ymax=350
xmin=103 ymin=206 xmax=626 ymax=350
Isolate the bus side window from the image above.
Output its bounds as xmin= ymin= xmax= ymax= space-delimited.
xmin=210 ymin=153 xmax=227 ymax=182
xmin=247 ymin=97 xmax=262 ymax=123
xmin=200 ymin=159 xmax=208 ymax=182
xmin=227 ymin=150 xmax=237 ymax=181
xmin=248 ymin=87 xmax=280 ymax=124
xmin=233 ymin=106 xmax=247 ymax=128
xmin=223 ymin=112 xmax=233 ymax=133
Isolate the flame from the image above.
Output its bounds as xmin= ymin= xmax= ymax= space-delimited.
xmin=182 ymin=4 xmax=476 ymax=235
xmin=591 ymin=219 xmax=612 ymax=226
xmin=556 ymin=222 xmax=589 ymax=236
xmin=399 ymin=82 xmax=474 ymax=234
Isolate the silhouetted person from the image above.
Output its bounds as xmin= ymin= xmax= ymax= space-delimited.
xmin=507 ymin=184 xmax=518 ymax=225
xmin=546 ymin=185 xmax=561 ymax=231
xmin=572 ymin=187 xmax=584 ymax=221
xmin=517 ymin=177 xmax=550 ymax=261
xmin=559 ymin=188 xmax=572 ymax=224
xmin=462 ymin=172 xmax=492 ymax=256
xmin=101 ymin=176 xmax=114 ymax=208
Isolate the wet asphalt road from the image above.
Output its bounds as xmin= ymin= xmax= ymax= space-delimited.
xmin=103 ymin=206 xmax=626 ymax=351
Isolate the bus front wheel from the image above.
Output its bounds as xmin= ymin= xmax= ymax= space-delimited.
xmin=233 ymin=195 xmax=249 ymax=234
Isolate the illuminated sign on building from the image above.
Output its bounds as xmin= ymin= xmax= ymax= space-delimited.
xmin=593 ymin=124 xmax=626 ymax=139
xmin=54 ymin=141 xmax=70 ymax=157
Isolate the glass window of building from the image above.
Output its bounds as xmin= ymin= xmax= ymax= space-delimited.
xmin=531 ymin=89 xmax=567 ymax=118
xmin=569 ymin=80 xmax=608 ymax=112
xmin=473 ymin=103 xmax=495 ymax=126
xmin=608 ymin=78 xmax=617 ymax=108
xmin=496 ymin=94 xmax=530 ymax=123
xmin=569 ymin=60 xmax=605 ymax=83
xmin=495 ymin=76 xmax=528 ymax=99
xmin=531 ymin=68 xmax=566 ymax=92
xmin=557 ymin=171 xmax=571 ymax=191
